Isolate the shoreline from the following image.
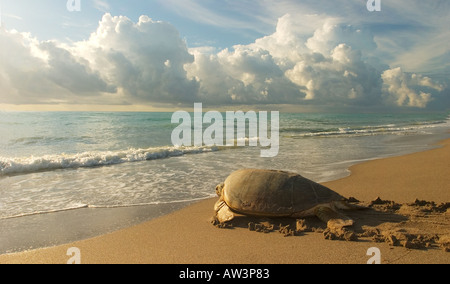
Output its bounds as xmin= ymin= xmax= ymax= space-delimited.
xmin=0 ymin=138 xmax=449 ymax=264
xmin=322 ymin=138 xmax=450 ymax=203
xmin=0 ymin=201 xmax=199 ymax=255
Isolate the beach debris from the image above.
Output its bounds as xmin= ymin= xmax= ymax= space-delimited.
xmin=369 ymin=197 xmax=450 ymax=216
xmin=369 ymin=197 xmax=401 ymax=211
xmin=296 ymin=219 xmax=308 ymax=233
xmin=213 ymin=169 xmax=367 ymax=231
xmin=360 ymin=229 xmax=440 ymax=250
xmin=438 ymin=235 xmax=450 ymax=252
xmin=382 ymin=231 xmax=435 ymax=249
xmin=248 ymin=222 xmax=274 ymax=233
xmin=346 ymin=197 xmax=360 ymax=203
xmin=323 ymin=227 xmax=358 ymax=242
xmin=210 ymin=217 xmax=233 ymax=229
xmin=278 ymin=224 xmax=295 ymax=237
xmin=406 ymin=200 xmax=450 ymax=213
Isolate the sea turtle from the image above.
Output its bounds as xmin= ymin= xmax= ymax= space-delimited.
xmin=214 ymin=169 xmax=365 ymax=230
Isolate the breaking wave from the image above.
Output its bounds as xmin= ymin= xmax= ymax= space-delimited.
xmin=0 ymin=145 xmax=219 ymax=177
xmin=0 ymin=196 xmax=216 ymax=220
xmin=282 ymin=119 xmax=449 ymax=138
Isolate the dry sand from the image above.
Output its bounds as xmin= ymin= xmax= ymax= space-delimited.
xmin=1 ymin=139 xmax=449 ymax=264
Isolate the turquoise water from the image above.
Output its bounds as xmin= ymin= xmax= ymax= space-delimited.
xmin=0 ymin=111 xmax=449 ymax=219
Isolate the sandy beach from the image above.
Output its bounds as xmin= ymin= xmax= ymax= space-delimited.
xmin=0 ymin=139 xmax=449 ymax=264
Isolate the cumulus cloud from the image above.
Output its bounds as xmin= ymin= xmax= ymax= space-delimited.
xmin=0 ymin=13 xmax=447 ymax=109
xmin=0 ymin=14 xmax=198 ymax=105
xmin=76 ymin=14 xmax=199 ymax=104
xmin=186 ymin=44 xmax=302 ymax=104
xmin=0 ymin=30 xmax=43 ymax=103
xmin=285 ymin=43 xmax=382 ymax=105
xmin=306 ymin=21 xmax=377 ymax=56
xmin=187 ymin=14 xmax=445 ymax=109
xmin=382 ymin=67 xmax=445 ymax=108
xmin=40 ymin=41 xmax=116 ymax=95
xmin=251 ymin=14 xmax=314 ymax=63
xmin=0 ymin=26 xmax=116 ymax=104
xmin=187 ymin=15 xmax=384 ymax=107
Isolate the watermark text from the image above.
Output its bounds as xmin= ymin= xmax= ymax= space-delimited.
xmin=67 ymin=0 xmax=81 ymax=12
xmin=67 ymin=247 xmax=81 ymax=264
xmin=367 ymin=0 xmax=381 ymax=12
xmin=367 ymin=247 xmax=381 ymax=264
xmin=171 ymin=103 xmax=279 ymax=158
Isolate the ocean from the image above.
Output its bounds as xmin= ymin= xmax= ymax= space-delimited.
xmin=0 ymin=111 xmax=449 ymax=221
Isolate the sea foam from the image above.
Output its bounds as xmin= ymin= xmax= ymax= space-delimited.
xmin=0 ymin=146 xmax=218 ymax=176
xmin=283 ymin=120 xmax=448 ymax=138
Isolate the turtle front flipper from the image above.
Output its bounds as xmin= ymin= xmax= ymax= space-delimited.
xmin=314 ymin=206 xmax=354 ymax=229
xmin=214 ymin=199 xmax=235 ymax=223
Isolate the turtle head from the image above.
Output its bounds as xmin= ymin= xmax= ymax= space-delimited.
xmin=215 ymin=183 xmax=225 ymax=197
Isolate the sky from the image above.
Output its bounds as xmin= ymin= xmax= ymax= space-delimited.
xmin=0 ymin=0 xmax=449 ymax=111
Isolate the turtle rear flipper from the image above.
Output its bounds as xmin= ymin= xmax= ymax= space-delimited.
xmin=214 ymin=200 xmax=235 ymax=223
xmin=314 ymin=206 xmax=354 ymax=229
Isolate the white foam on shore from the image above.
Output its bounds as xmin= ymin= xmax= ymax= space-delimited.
xmin=285 ymin=119 xmax=448 ymax=138
xmin=0 ymin=195 xmax=217 ymax=221
xmin=0 ymin=146 xmax=219 ymax=177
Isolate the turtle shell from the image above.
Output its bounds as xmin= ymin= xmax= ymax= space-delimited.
xmin=222 ymin=169 xmax=345 ymax=217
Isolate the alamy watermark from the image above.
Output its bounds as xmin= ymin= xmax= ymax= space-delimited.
xmin=67 ymin=247 xmax=81 ymax=264
xmin=171 ymin=103 xmax=279 ymax=158
xmin=367 ymin=0 xmax=381 ymax=12
xmin=367 ymin=247 xmax=381 ymax=264
xmin=67 ymin=0 xmax=81 ymax=12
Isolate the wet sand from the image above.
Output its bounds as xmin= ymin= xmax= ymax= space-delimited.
xmin=1 ymin=139 xmax=449 ymax=264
